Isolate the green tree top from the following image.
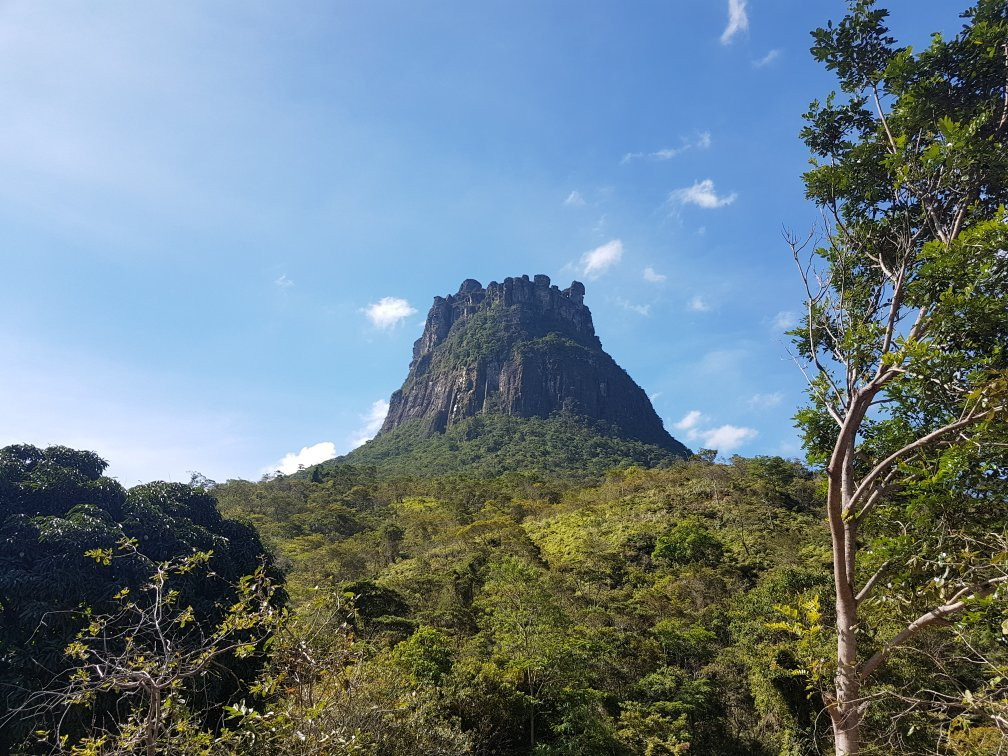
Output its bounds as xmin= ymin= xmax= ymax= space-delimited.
xmin=791 ymin=1 xmax=1008 ymax=753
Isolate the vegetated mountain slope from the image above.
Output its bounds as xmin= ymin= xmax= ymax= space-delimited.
xmin=333 ymin=413 xmax=683 ymax=481
xmin=338 ymin=273 xmax=688 ymax=478
xmin=214 ymin=455 xmax=839 ymax=753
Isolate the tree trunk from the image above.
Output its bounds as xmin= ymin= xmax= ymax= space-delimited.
xmin=834 ymin=719 xmax=862 ymax=756
xmin=832 ymin=590 xmax=862 ymax=755
xmin=829 ymin=446 xmax=862 ymax=755
xmin=145 ymin=687 xmax=160 ymax=756
xmin=529 ymin=702 xmax=535 ymax=750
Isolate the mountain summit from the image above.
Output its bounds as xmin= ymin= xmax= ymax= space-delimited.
xmin=377 ymin=274 xmax=688 ymax=456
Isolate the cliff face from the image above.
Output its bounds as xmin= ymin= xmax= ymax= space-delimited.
xmin=379 ymin=274 xmax=688 ymax=455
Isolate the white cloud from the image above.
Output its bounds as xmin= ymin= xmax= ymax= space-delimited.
xmin=749 ymin=391 xmax=784 ymax=409
xmin=721 ymin=0 xmax=749 ymax=45
xmin=351 ymin=399 xmax=389 ymax=448
xmin=697 ymin=424 xmax=757 ymax=451
xmin=616 ymin=297 xmax=651 ymax=316
xmin=622 ymin=132 xmax=712 ymax=164
xmin=580 ymin=239 xmax=623 ymax=279
xmin=688 ymin=295 xmax=710 ymax=312
xmin=672 ymin=409 xmax=757 ymax=452
xmin=771 ymin=310 xmax=798 ymax=330
xmin=754 ymin=49 xmax=781 ymax=67
xmin=563 ymin=190 xmax=585 ymax=207
xmin=669 ymin=179 xmax=736 ymax=209
xmin=275 ymin=274 xmax=294 ymax=290
xmin=270 ymin=441 xmax=337 ymax=476
xmin=675 ymin=410 xmax=704 ymax=431
xmin=362 ymin=297 xmax=417 ymax=329
xmin=643 ymin=266 xmax=667 ymax=284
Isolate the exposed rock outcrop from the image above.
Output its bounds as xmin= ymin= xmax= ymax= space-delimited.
xmin=378 ymin=274 xmax=688 ymax=455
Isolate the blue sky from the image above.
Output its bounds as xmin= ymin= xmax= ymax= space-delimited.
xmin=0 ymin=0 xmax=963 ymax=483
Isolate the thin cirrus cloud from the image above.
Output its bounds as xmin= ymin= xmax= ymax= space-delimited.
xmin=749 ymin=391 xmax=784 ymax=409
xmin=274 ymin=274 xmax=294 ymax=290
xmin=579 ymin=239 xmax=623 ymax=279
xmin=615 ymin=297 xmax=651 ymax=316
xmin=351 ymin=399 xmax=390 ymax=448
xmin=621 ymin=131 xmax=712 ymax=164
xmin=563 ymin=190 xmax=585 ymax=207
xmin=688 ymin=295 xmax=711 ymax=312
xmin=674 ymin=410 xmax=757 ymax=452
xmin=669 ymin=179 xmax=736 ymax=209
xmin=771 ymin=310 xmax=798 ymax=330
xmin=362 ymin=297 xmax=417 ymax=329
xmin=643 ymin=266 xmax=667 ymax=284
xmin=720 ymin=0 xmax=749 ymax=45
xmin=754 ymin=49 xmax=781 ymax=67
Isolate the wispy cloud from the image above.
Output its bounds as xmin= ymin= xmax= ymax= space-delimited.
xmin=675 ymin=410 xmax=704 ymax=431
xmin=622 ymin=132 xmax=712 ymax=164
xmin=753 ymin=49 xmax=781 ymax=67
xmin=669 ymin=179 xmax=736 ymax=209
xmin=771 ymin=310 xmax=798 ymax=330
xmin=580 ymin=239 xmax=623 ymax=279
xmin=351 ymin=399 xmax=389 ymax=448
xmin=674 ymin=409 xmax=757 ymax=452
xmin=362 ymin=297 xmax=417 ymax=329
xmin=274 ymin=274 xmax=294 ymax=290
xmin=749 ymin=391 xmax=784 ymax=409
xmin=563 ymin=190 xmax=585 ymax=207
xmin=720 ymin=0 xmax=749 ymax=45
xmin=615 ymin=297 xmax=651 ymax=316
xmin=268 ymin=441 xmax=337 ymax=476
xmin=688 ymin=295 xmax=711 ymax=312
xmin=643 ymin=266 xmax=667 ymax=284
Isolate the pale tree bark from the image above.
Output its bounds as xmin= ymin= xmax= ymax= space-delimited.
xmin=793 ymin=8 xmax=1008 ymax=753
xmin=787 ymin=228 xmax=1006 ymax=755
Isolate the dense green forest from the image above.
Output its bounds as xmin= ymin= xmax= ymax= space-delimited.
xmin=2 ymin=442 xmax=1004 ymax=754
xmin=0 ymin=442 xmax=836 ymax=754
xmin=214 ymin=452 xmax=834 ymax=754
xmin=334 ymin=413 xmax=684 ymax=481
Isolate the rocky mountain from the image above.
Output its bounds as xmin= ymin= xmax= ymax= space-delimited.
xmin=376 ymin=274 xmax=689 ymax=456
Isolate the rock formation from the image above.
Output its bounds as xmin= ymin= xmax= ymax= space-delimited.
xmin=377 ymin=274 xmax=688 ymax=455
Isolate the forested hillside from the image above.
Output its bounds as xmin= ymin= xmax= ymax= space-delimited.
xmin=3 ymin=443 xmax=1004 ymax=753
xmin=336 ymin=413 xmax=685 ymax=481
xmin=215 ymin=453 xmax=835 ymax=754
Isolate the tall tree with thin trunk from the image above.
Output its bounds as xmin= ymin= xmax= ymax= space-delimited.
xmin=792 ymin=1 xmax=1008 ymax=752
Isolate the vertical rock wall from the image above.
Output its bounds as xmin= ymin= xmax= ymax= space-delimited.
xmin=378 ymin=274 xmax=687 ymax=455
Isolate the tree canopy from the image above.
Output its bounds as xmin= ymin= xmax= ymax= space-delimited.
xmin=792 ymin=1 xmax=1008 ymax=751
xmin=0 ymin=444 xmax=282 ymax=751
